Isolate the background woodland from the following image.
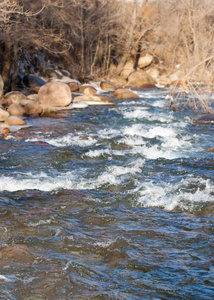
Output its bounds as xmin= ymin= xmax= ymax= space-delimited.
xmin=0 ymin=0 xmax=214 ymax=90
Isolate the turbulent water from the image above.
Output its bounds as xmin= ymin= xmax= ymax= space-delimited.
xmin=0 ymin=88 xmax=214 ymax=299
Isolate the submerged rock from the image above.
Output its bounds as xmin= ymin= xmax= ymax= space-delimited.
xmin=38 ymin=81 xmax=72 ymax=107
xmin=193 ymin=114 xmax=214 ymax=124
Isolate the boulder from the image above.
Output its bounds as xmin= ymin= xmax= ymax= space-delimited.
xmin=7 ymin=103 xmax=26 ymax=116
xmin=27 ymin=94 xmax=39 ymax=102
xmin=140 ymin=84 xmax=157 ymax=89
xmin=23 ymin=74 xmax=46 ymax=88
xmin=0 ymin=108 xmax=10 ymax=122
xmin=138 ymin=54 xmax=153 ymax=69
xmin=43 ymin=68 xmax=62 ymax=79
xmin=79 ymin=85 xmax=97 ymax=94
xmin=128 ymin=70 xmax=156 ymax=87
xmin=24 ymin=101 xmax=43 ymax=116
xmin=100 ymin=80 xmax=116 ymax=91
xmin=38 ymin=81 xmax=72 ymax=107
xmin=4 ymin=116 xmax=27 ymax=126
xmin=113 ymin=89 xmax=132 ymax=97
xmin=4 ymin=91 xmax=27 ymax=104
xmin=115 ymin=91 xmax=139 ymax=99
xmin=83 ymin=87 xmax=97 ymax=96
xmin=146 ymin=67 xmax=160 ymax=79
xmin=68 ymin=81 xmax=79 ymax=92
xmin=0 ymin=75 xmax=4 ymax=97
xmin=120 ymin=60 xmax=135 ymax=79
xmin=193 ymin=114 xmax=214 ymax=124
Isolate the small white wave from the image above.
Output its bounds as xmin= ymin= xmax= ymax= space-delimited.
xmin=26 ymin=133 xmax=98 ymax=148
xmin=135 ymin=177 xmax=214 ymax=211
xmin=85 ymin=148 xmax=112 ymax=158
xmin=0 ymin=275 xmax=13 ymax=282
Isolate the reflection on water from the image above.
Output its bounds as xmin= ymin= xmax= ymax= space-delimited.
xmin=0 ymin=89 xmax=214 ymax=299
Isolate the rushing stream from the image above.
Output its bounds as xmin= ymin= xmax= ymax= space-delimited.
xmin=0 ymin=88 xmax=214 ymax=299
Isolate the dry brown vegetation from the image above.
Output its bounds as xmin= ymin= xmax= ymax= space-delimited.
xmin=0 ymin=0 xmax=214 ymax=98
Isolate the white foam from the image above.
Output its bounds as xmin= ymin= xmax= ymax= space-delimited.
xmin=135 ymin=177 xmax=214 ymax=211
xmin=27 ymin=133 xmax=98 ymax=148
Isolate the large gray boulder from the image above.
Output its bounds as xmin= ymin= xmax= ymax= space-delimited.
xmin=38 ymin=81 xmax=72 ymax=107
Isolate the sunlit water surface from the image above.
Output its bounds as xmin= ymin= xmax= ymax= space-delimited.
xmin=0 ymin=89 xmax=214 ymax=299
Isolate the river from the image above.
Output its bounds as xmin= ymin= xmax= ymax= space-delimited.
xmin=0 ymin=88 xmax=213 ymax=299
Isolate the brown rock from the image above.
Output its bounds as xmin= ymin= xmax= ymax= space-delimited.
xmin=128 ymin=70 xmax=156 ymax=87
xmin=193 ymin=114 xmax=214 ymax=124
xmin=79 ymin=85 xmax=97 ymax=94
xmin=116 ymin=91 xmax=139 ymax=99
xmin=4 ymin=116 xmax=27 ymax=126
xmin=68 ymin=81 xmax=79 ymax=92
xmin=38 ymin=81 xmax=72 ymax=107
xmin=3 ymin=91 xmax=27 ymax=104
xmin=138 ymin=53 xmax=153 ymax=69
xmin=140 ymin=84 xmax=157 ymax=89
xmin=83 ymin=87 xmax=96 ymax=96
xmin=7 ymin=103 xmax=26 ymax=116
xmin=100 ymin=80 xmax=116 ymax=90
xmin=0 ymin=107 xmax=10 ymax=122
xmin=24 ymin=101 xmax=43 ymax=116
xmin=0 ymin=244 xmax=34 ymax=264
xmin=0 ymin=128 xmax=10 ymax=134
xmin=206 ymin=147 xmax=214 ymax=152
xmin=113 ymin=89 xmax=132 ymax=97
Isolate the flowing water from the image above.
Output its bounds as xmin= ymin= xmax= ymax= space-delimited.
xmin=0 ymin=88 xmax=214 ymax=299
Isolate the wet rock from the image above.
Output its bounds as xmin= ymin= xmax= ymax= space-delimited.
xmin=24 ymin=101 xmax=43 ymax=116
xmin=83 ymin=87 xmax=97 ymax=96
xmin=114 ymin=89 xmax=139 ymax=99
xmin=128 ymin=70 xmax=156 ymax=87
xmin=0 ymin=107 xmax=10 ymax=121
xmin=4 ymin=116 xmax=27 ymax=126
xmin=100 ymin=80 xmax=116 ymax=91
xmin=0 ymin=244 xmax=34 ymax=264
xmin=140 ymin=83 xmax=157 ymax=89
xmin=0 ymin=128 xmax=10 ymax=134
xmin=79 ymin=85 xmax=97 ymax=94
xmin=113 ymin=89 xmax=132 ymax=97
xmin=7 ymin=103 xmax=26 ymax=116
xmin=23 ymin=74 xmax=46 ymax=88
xmin=74 ymin=95 xmax=116 ymax=105
xmin=206 ymin=147 xmax=214 ymax=152
xmin=38 ymin=81 xmax=72 ymax=107
xmin=40 ymin=105 xmax=57 ymax=117
xmin=68 ymin=81 xmax=79 ymax=92
xmin=4 ymin=91 xmax=27 ymax=104
xmin=193 ymin=114 xmax=214 ymax=124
